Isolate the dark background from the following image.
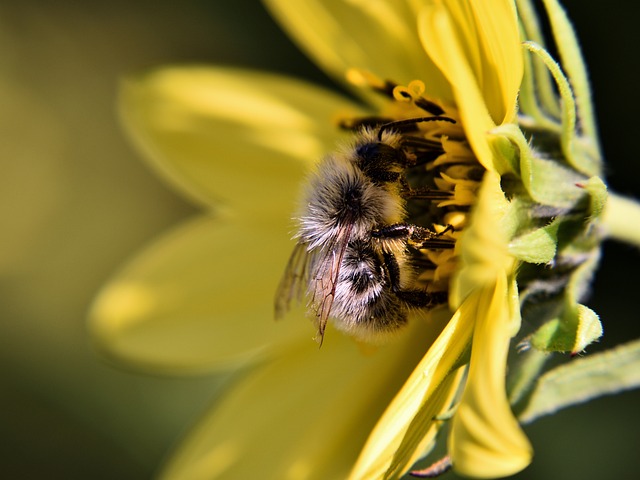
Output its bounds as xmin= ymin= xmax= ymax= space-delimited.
xmin=0 ymin=1 xmax=638 ymax=478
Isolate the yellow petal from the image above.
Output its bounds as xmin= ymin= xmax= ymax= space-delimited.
xmin=159 ymin=320 xmax=439 ymax=480
xmin=418 ymin=0 xmax=523 ymax=172
xmin=421 ymin=0 xmax=521 ymax=124
xmin=89 ymin=216 xmax=310 ymax=374
xmin=349 ymin=308 xmax=471 ymax=480
xmin=120 ymin=66 xmax=363 ymax=214
xmin=264 ymin=0 xmax=452 ymax=103
xmin=469 ymin=0 xmax=522 ymax=123
xmin=450 ymin=171 xmax=512 ymax=308
xmin=449 ymin=275 xmax=533 ymax=478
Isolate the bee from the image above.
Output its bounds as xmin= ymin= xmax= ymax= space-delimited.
xmin=275 ymin=117 xmax=455 ymax=344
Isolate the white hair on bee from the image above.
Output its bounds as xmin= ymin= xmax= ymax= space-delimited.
xmin=296 ymin=140 xmax=406 ymax=251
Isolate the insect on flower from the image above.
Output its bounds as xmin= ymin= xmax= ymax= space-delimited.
xmin=275 ymin=105 xmax=458 ymax=344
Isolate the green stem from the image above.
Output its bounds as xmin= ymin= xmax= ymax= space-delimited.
xmin=602 ymin=193 xmax=640 ymax=247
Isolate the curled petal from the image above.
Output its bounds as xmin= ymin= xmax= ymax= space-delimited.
xmin=418 ymin=0 xmax=523 ymax=172
xmin=446 ymin=170 xmax=529 ymax=476
xmin=450 ymin=171 xmax=512 ymax=309
xmin=449 ymin=275 xmax=532 ymax=478
xmin=350 ymin=309 xmax=471 ymax=479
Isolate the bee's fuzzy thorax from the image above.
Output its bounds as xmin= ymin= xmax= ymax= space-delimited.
xmin=296 ymin=151 xmax=406 ymax=251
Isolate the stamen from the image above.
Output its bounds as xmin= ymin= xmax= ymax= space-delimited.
xmin=393 ymin=85 xmax=414 ymax=103
xmin=407 ymin=80 xmax=426 ymax=97
xmin=345 ymin=68 xmax=399 ymax=98
xmin=346 ymin=70 xmax=445 ymax=115
xmin=378 ymin=116 xmax=456 ymax=141
xmin=414 ymin=97 xmax=445 ymax=116
xmin=393 ymin=83 xmax=445 ymax=115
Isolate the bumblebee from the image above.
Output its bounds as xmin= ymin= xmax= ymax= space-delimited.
xmin=275 ymin=118 xmax=455 ymax=344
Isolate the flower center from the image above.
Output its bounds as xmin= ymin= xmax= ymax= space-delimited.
xmin=341 ymin=72 xmax=485 ymax=297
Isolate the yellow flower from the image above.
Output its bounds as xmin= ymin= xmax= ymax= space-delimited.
xmin=90 ymin=0 xmax=614 ymax=478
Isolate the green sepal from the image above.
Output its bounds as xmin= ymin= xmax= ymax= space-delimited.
xmin=525 ymin=156 xmax=585 ymax=209
xmin=488 ymin=130 xmax=520 ymax=176
xmin=582 ymin=175 xmax=607 ymax=218
xmin=516 ymin=0 xmax=562 ymax=119
xmin=529 ymin=250 xmax=603 ymax=354
xmin=523 ymin=41 xmax=600 ymax=177
xmin=518 ymin=42 xmax=563 ymax=132
xmin=571 ymin=304 xmax=603 ymax=354
xmin=530 ymin=301 xmax=602 ymax=354
xmin=492 ymin=123 xmax=586 ymax=209
xmin=541 ymin=0 xmax=602 ymax=158
xmin=519 ymin=338 xmax=640 ymax=424
xmin=508 ymin=217 xmax=561 ymax=264
xmin=530 ymin=318 xmax=568 ymax=352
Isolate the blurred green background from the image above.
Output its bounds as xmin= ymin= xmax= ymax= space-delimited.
xmin=1 ymin=1 xmax=638 ymax=478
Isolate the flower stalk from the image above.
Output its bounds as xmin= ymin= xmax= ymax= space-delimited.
xmin=603 ymin=193 xmax=640 ymax=247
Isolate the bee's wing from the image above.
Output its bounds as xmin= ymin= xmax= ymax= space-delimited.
xmin=274 ymin=241 xmax=314 ymax=319
xmin=311 ymin=224 xmax=353 ymax=344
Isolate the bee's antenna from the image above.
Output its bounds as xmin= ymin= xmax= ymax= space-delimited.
xmin=378 ymin=116 xmax=456 ymax=141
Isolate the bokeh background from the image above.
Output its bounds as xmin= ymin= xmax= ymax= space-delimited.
xmin=1 ymin=0 xmax=638 ymax=478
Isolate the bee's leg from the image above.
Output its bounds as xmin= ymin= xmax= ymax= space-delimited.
xmin=381 ymin=251 xmax=448 ymax=308
xmin=395 ymin=288 xmax=448 ymax=308
xmin=404 ymin=186 xmax=453 ymax=200
xmin=381 ymin=251 xmax=403 ymax=292
xmin=399 ymin=177 xmax=452 ymax=199
xmin=372 ymin=223 xmax=455 ymax=249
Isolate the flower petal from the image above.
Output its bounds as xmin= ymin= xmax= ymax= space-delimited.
xmin=264 ymin=0 xmax=452 ymax=103
xmin=449 ymin=275 xmax=533 ymax=478
xmin=445 ymin=170 xmax=530 ymax=477
xmin=421 ymin=0 xmax=521 ymax=124
xmin=158 ymin=320 xmax=439 ymax=480
xmin=349 ymin=308 xmax=470 ymax=479
xmin=450 ymin=171 xmax=512 ymax=308
xmin=468 ymin=0 xmax=523 ymax=123
xmin=120 ymin=66 xmax=364 ymax=214
xmin=418 ymin=0 xmax=523 ymax=172
xmin=89 ymin=215 xmax=310 ymax=374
